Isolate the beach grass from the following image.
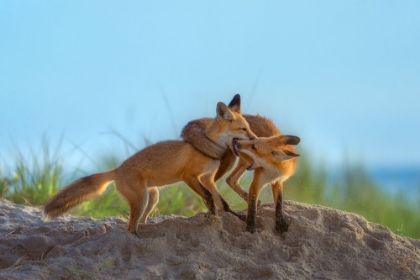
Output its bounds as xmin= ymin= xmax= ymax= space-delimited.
xmin=1 ymin=143 xmax=419 ymax=239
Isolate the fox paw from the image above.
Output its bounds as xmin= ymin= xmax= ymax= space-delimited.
xmin=275 ymin=220 xmax=289 ymax=233
xmin=233 ymin=212 xmax=246 ymax=222
xmin=246 ymin=224 xmax=256 ymax=234
xmin=205 ymin=211 xmax=218 ymax=223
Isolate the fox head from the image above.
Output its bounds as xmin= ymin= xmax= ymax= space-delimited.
xmin=206 ymin=94 xmax=257 ymax=151
xmin=233 ymin=135 xmax=300 ymax=181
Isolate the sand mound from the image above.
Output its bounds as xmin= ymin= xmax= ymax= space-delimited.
xmin=0 ymin=198 xmax=419 ymax=279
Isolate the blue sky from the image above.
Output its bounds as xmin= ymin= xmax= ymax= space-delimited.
xmin=1 ymin=1 xmax=419 ymax=170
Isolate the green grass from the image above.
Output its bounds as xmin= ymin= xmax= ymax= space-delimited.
xmin=285 ymin=155 xmax=420 ymax=238
xmin=0 ymin=139 xmax=63 ymax=206
xmin=1 ymin=143 xmax=419 ymax=239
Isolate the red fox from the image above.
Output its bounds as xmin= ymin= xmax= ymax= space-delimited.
xmin=182 ymin=94 xmax=282 ymax=206
xmin=44 ymin=100 xmax=257 ymax=235
xmin=181 ymin=94 xmax=300 ymax=233
xmin=233 ymin=135 xmax=300 ymax=233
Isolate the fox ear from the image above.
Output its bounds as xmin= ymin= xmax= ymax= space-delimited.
xmin=272 ymin=150 xmax=300 ymax=161
xmin=283 ymin=150 xmax=300 ymax=157
xmin=217 ymin=102 xmax=235 ymax=121
xmin=280 ymin=135 xmax=300 ymax=145
xmin=228 ymin=94 xmax=241 ymax=113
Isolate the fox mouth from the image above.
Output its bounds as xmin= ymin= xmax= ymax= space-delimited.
xmin=232 ymin=138 xmax=255 ymax=170
xmin=246 ymin=162 xmax=255 ymax=171
xmin=232 ymin=138 xmax=239 ymax=156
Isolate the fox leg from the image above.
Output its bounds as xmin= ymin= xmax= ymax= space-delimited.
xmin=115 ymin=177 xmax=149 ymax=235
xmin=214 ymin=149 xmax=237 ymax=182
xmin=226 ymin=160 xmax=249 ymax=202
xmin=183 ymin=176 xmax=216 ymax=215
xmin=139 ymin=187 xmax=159 ymax=224
xmin=226 ymin=159 xmax=262 ymax=206
xmin=246 ymin=177 xmax=264 ymax=233
xmin=200 ymin=173 xmax=246 ymax=221
xmin=271 ymin=180 xmax=288 ymax=233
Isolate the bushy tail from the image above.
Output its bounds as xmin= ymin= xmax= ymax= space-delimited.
xmin=44 ymin=169 xmax=117 ymax=219
xmin=181 ymin=119 xmax=226 ymax=160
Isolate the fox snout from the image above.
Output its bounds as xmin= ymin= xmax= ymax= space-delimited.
xmin=232 ymin=138 xmax=251 ymax=157
xmin=248 ymin=131 xmax=257 ymax=140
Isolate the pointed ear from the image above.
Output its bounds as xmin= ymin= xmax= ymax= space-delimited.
xmin=216 ymin=102 xmax=235 ymax=121
xmin=228 ymin=94 xmax=241 ymax=113
xmin=280 ymin=135 xmax=300 ymax=145
xmin=272 ymin=150 xmax=300 ymax=161
xmin=283 ymin=150 xmax=300 ymax=157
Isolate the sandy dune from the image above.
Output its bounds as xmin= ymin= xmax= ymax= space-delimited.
xmin=0 ymin=198 xmax=419 ymax=279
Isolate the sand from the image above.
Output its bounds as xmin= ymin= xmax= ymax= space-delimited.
xmin=0 ymin=198 xmax=419 ymax=279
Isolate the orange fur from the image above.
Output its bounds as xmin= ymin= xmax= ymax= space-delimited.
xmin=181 ymin=94 xmax=283 ymax=204
xmin=44 ymin=101 xmax=256 ymax=236
xmin=233 ymin=135 xmax=300 ymax=233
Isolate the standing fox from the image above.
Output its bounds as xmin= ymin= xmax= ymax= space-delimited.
xmin=44 ymin=100 xmax=257 ymax=235
xmin=232 ymin=135 xmax=300 ymax=233
xmin=181 ymin=94 xmax=299 ymax=233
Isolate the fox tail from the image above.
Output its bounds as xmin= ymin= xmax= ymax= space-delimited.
xmin=43 ymin=169 xmax=117 ymax=219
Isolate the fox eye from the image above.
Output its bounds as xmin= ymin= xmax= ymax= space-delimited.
xmin=241 ymin=128 xmax=247 ymax=131
xmin=251 ymin=144 xmax=256 ymax=149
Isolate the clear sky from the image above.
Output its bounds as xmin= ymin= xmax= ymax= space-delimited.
xmin=1 ymin=1 xmax=419 ymax=170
